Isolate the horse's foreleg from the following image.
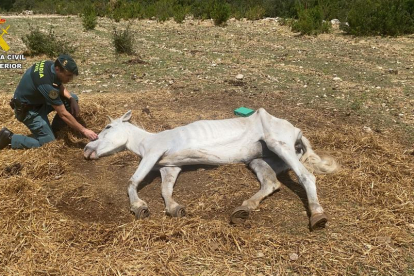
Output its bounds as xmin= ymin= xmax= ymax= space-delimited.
xmin=128 ymin=154 xmax=161 ymax=219
xmin=264 ymin=137 xmax=327 ymax=230
xmin=230 ymin=158 xmax=281 ymax=224
xmin=160 ymin=166 xmax=185 ymax=217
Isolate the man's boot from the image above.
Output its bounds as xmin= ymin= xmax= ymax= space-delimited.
xmin=0 ymin=127 xmax=13 ymax=150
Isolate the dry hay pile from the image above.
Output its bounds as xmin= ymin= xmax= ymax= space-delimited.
xmin=0 ymin=91 xmax=413 ymax=275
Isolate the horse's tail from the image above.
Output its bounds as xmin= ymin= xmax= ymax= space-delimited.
xmin=299 ymin=135 xmax=339 ymax=174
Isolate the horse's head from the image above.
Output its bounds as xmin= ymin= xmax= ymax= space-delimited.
xmin=84 ymin=110 xmax=132 ymax=160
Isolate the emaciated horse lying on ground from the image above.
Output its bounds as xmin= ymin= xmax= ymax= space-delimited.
xmin=84 ymin=109 xmax=339 ymax=230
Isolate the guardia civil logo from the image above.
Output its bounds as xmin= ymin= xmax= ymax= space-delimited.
xmin=0 ymin=16 xmax=25 ymax=70
xmin=0 ymin=16 xmax=10 ymax=51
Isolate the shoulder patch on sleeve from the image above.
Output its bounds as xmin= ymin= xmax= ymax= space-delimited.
xmin=48 ymin=90 xmax=59 ymax=100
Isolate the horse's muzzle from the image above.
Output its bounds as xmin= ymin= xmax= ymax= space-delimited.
xmin=83 ymin=147 xmax=98 ymax=160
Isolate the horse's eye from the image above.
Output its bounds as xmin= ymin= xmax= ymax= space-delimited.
xmin=105 ymin=125 xmax=112 ymax=129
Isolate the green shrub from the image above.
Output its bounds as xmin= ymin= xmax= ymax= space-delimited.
xmin=129 ymin=2 xmax=144 ymax=19
xmin=227 ymin=0 xmax=263 ymax=19
xmin=111 ymin=0 xmax=143 ymax=22
xmin=345 ymin=0 xmax=414 ymax=36
xmin=12 ymin=0 xmax=36 ymax=12
xmin=245 ymin=5 xmax=266 ymax=20
xmin=111 ymin=0 xmax=127 ymax=22
xmin=94 ymin=1 xmax=111 ymax=17
xmin=112 ymin=9 xmax=123 ymax=23
xmin=173 ymin=5 xmax=188 ymax=23
xmin=154 ymin=0 xmax=174 ymax=22
xmin=291 ymin=5 xmax=331 ymax=35
xmin=211 ymin=0 xmax=230 ymax=26
xmin=317 ymin=0 xmax=351 ymax=22
xmin=0 ymin=0 xmax=14 ymax=11
xmin=31 ymin=0 xmax=56 ymax=14
xmin=278 ymin=17 xmax=294 ymax=26
xmin=112 ymin=26 xmax=134 ymax=55
xmin=22 ymin=26 xmax=75 ymax=57
xmin=261 ymin=0 xmax=297 ymax=18
xmin=55 ymin=1 xmax=84 ymax=15
xmin=82 ymin=4 xmax=97 ymax=31
xmin=191 ymin=0 xmax=212 ymax=19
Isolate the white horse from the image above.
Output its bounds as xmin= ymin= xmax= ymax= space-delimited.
xmin=84 ymin=108 xmax=338 ymax=230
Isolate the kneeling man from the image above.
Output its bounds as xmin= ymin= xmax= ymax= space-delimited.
xmin=0 ymin=54 xmax=98 ymax=150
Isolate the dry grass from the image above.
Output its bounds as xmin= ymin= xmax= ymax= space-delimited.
xmin=1 ymin=91 xmax=413 ymax=275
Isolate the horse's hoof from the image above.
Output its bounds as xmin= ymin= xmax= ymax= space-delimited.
xmin=168 ymin=205 xmax=186 ymax=218
xmin=310 ymin=213 xmax=328 ymax=231
xmin=131 ymin=206 xmax=150 ymax=219
xmin=230 ymin=206 xmax=250 ymax=224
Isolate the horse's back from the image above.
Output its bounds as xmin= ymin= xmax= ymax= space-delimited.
xmin=161 ymin=114 xmax=262 ymax=146
xmin=153 ymin=114 xmax=264 ymax=165
xmin=143 ymin=109 xmax=301 ymax=166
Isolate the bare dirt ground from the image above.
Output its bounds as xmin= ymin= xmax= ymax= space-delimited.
xmin=0 ymin=15 xmax=413 ymax=275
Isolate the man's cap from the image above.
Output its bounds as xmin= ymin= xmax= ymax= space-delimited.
xmin=56 ymin=54 xmax=78 ymax=76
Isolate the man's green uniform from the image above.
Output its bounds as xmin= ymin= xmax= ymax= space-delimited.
xmin=11 ymin=59 xmax=78 ymax=149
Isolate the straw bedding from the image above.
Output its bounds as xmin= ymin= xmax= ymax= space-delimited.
xmin=0 ymin=90 xmax=413 ymax=275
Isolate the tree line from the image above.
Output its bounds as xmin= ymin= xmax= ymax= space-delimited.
xmin=1 ymin=0 xmax=414 ymax=36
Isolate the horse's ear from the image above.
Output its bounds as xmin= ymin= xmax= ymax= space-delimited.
xmin=121 ymin=110 xmax=132 ymax=122
xmin=107 ymin=115 xmax=114 ymax=122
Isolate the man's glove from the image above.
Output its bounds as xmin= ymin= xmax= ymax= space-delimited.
xmin=69 ymin=97 xmax=80 ymax=118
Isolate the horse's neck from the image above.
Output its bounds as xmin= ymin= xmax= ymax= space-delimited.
xmin=125 ymin=123 xmax=153 ymax=155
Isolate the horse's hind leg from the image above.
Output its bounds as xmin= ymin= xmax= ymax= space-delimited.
xmin=160 ymin=166 xmax=186 ymax=217
xmin=264 ymin=137 xmax=327 ymax=230
xmin=230 ymin=158 xmax=281 ymax=224
xmin=256 ymin=110 xmax=328 ymax=230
